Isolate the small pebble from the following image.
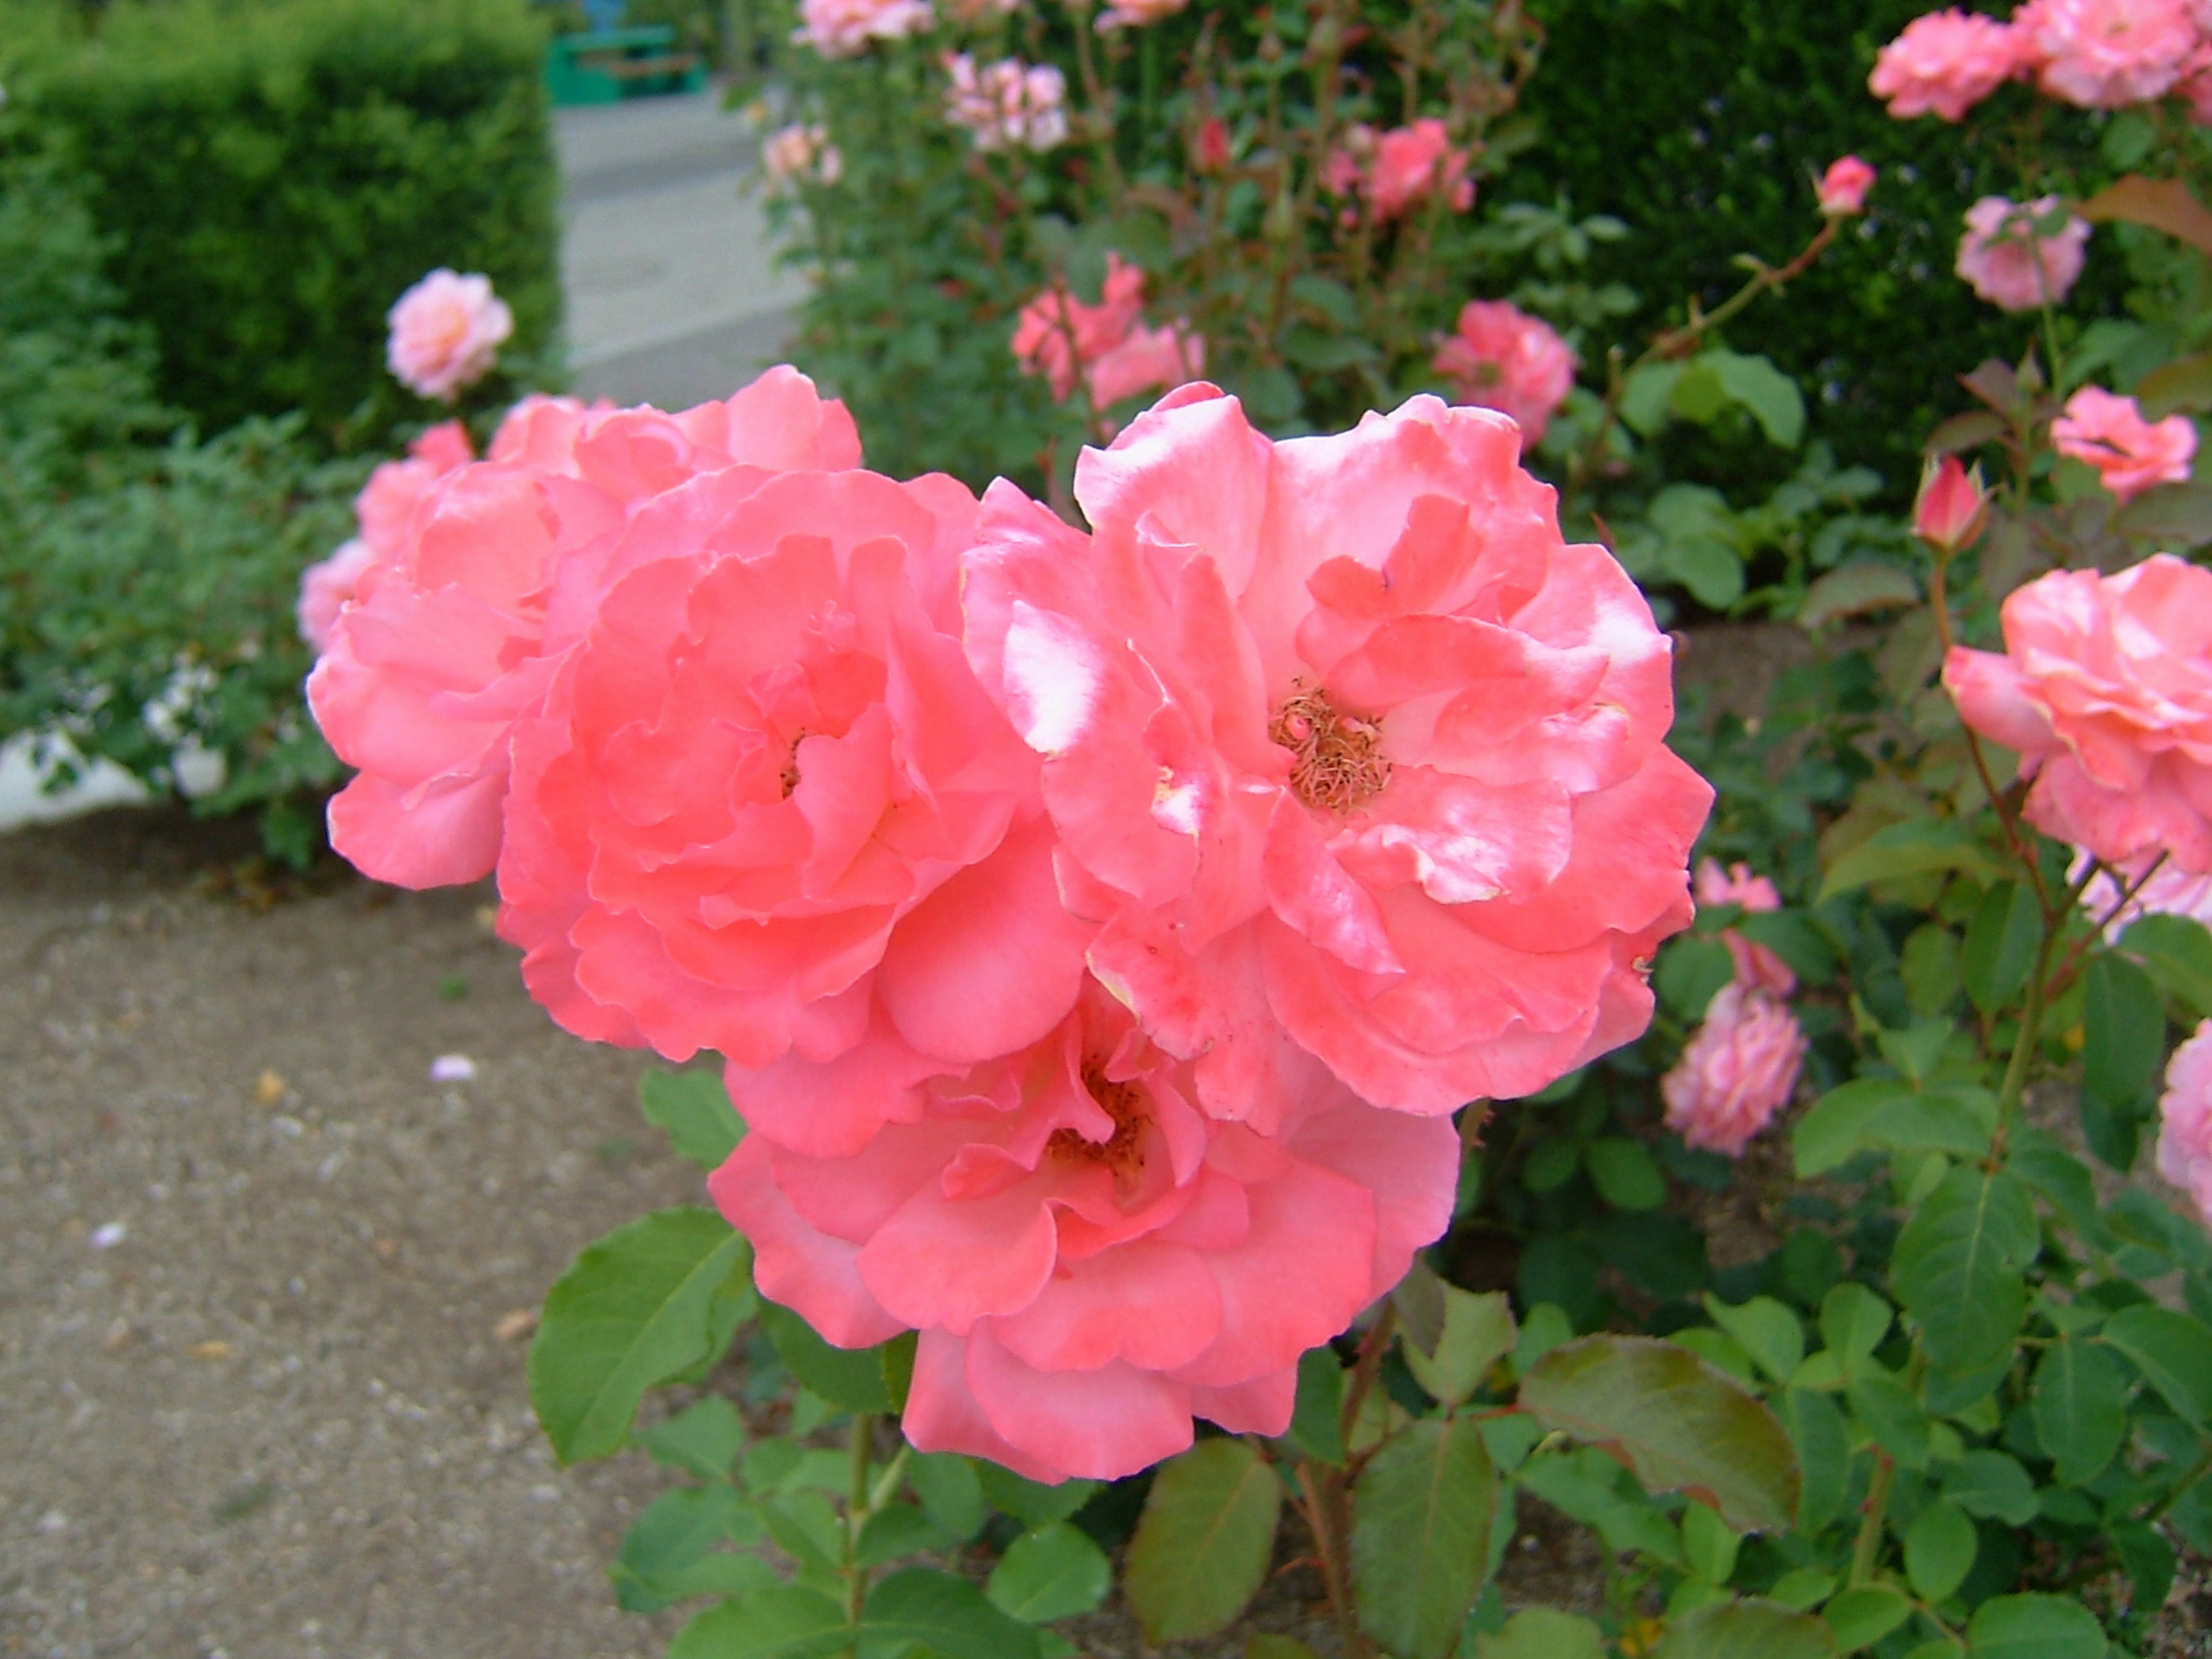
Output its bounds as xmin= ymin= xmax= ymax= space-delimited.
xmin=429 ymin=1054 xmax=478 ymax=1084
xmin=89 ymin=1221 xmax=127 ymax=1249
xmin=495 ymin=1307 xmax=539 ymax=1343
xmin=255 ymin=1070 xmax=286 ymax=1105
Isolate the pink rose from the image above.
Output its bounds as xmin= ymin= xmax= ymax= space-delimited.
xmin=2159 ymin=1021 xmax=2212 ymax=1226
xmin=298 ymin=422 xmax=474 ymax=651
xmin=798 ymin=0 xmax=933 ymax=56
xmin=1431 ymin=300 xmax=1577 ymax=448
xmin=1012 ymin=254 xmax=1149 ymax=403
xmin=960 ymin=387 xmax=1711 ymax=1119
xmin=1661 ymin=985 xmax=1806 ymax=1157
xmin=1096 ymin=0 xmax=1188 ymax=29
xmin=2072 ymin=847 xmax=2212 ymax=941
xmin=764 ymin=123 xmax=843 ymax=187
xmin=493 ymin=464 xmax=1092 ymax=1075
xmin=2027 ymin=0 xmax=2196 ymax=107
xmin=1955 ymin=195 xmax=2090 ymax=312
xmin=1694 ymin=857 xmax=1795 ymax=997
xmin=2183 ymin=43 xmax=2212 ymax=122
xmin=945 ymin=54 xmax=1068 ymax=153
xmin=1086 ymin=321 xmax=1205 ymax=411
xmin=1328 ymin=119 xmax=1475 ymax=222
xmin=1816 ymin=155 xmax=1877 ymax=215
xmin=1869 ymin=9 xmax=2022 ymax=119
xmin=386 ymin=270 xmax=514 ymax=403
xmin=310 ymin=369 xmax=861 ymax=890
xmin=2050 ymin=386 xmax=2196 ymax=505
xmin=1944 ymin=555 xmax=2212 ymax=874
xmin=1914 ymin=453 xmax=1992 ymax=552
xmin=1193 ymin=115 xmax=1231 ymax=173
xmin=709 ymin=980 xmax=1459 ymax=1482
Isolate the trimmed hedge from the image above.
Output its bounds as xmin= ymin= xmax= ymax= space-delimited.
xmin=1506 ymin=0 xmax=2126 ymax=496
xmin=25 ymin=0 xmax=562 ymax=448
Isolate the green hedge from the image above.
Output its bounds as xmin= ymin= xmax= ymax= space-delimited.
xmin=24 ymin=0 xmax=562 ymax=448
xmin=1506 ymin=0 xmax=2126 ymax=497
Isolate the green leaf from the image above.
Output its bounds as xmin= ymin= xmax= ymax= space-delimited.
xmin=907 ymin=1452 xmax=986 ymax=1541
xmin=1780 ymin=1389 xmax=1850 ymax=1533
xmin=2123 ymin=913 xmax=2212 ymax=1017
xmin=1249 ymin=1639 xmax=1324 ymax=1659
xmin=668 ymin=1582 xmax=850 ymax=1659
xmin=1889 ymin=1169 xmax=2036 ymax=1377
xmin=1520 ymin=1336 xmax=1800 ymax=1533
xmin=1794 ymin=1081 xmax=1910 ymax=1177
xmin=759 ymin=1304 xmax=903 ymax=1416
xmin=1940 ymin=1450 xmax=2039 ymax=1527
xmin=1819 ymin=819 xmax=1997 ymax=903
xmin=1680 ymin=1500 xmax=1740 ymax=1585
xmin=1797 ymin=563 xmax=1920 ymax=630
xmin=1964 ymin=1593 xmax=2107 ymax=1658
xmin=1700 ymin=1294 xmax=1804 ymax=1386
xmin=2103 ymin=1304 xmax=2212 ymax=1427
xmin=862 ymin=1567 xmax=1042 ymax=1659
xmin=640 ymin=1066 xmax=745 ymax=1171
xmin=610 ymin=1483 xmax=766 ymax=1612
xmin=1473 ymin=1608 xmax=1605 ymax=1659
xmin=2138 ymin=349 xmax=2212 ymax=419
xmin=1658 ymin=936 xmax=1737 ymax=1021
xmin=1709 ymin=349 xmax=1806 ymax=448
xmin=1963 ymin=881 xmax=2040 ymax=1016
xmin=2117 ymin=481 xmax=2212 ymax=548
xmin=1403 ymin=1287 xmax=1516 ymax=1410
xmin=529 ymin=1207 xmax=754 ymax=1465
xmin=1654 ymin=1599 xmax=1838 ymax=1659
xmin=1124 ymin=1438 xmax=1282 ymax=1642
xmin=2033 ymin=1339 xmax=2128 ymax=1485
xmin=1902 ymin=924 xmax=1964 ymax=1019
xmin=856 ymin=1502 xmax=946 ymax=1569
xmin=1846 ymin=1370 xmax=1931 ymax=1469
xmin=2109 ymin=1521 xmax=2176 ymax=1613
xmin=1819 ymin=1283 xmax=1893 ymax=1373
xmin=1824 ymin=1586 xmax=1913 ymax=1653
xmin=2083 ymin=954 xmax=2165 ymax=1107
xmin=975 ymin=1464 xmax=1099 ymax=1528
xmin=1290 ymin=1345 xmax=1349 ymax=1463
xmin=1664 ymin=533 xmax=1746 ymax=610
xmin=1621 ymin=361 xmax=1685 ymax=435
xmin=1862 ymin=1092 xmax=1993 ymax=1161
xmin=1905 ymin=1501 xmax=1978 ymax=1602
xmin=1351 ymin=1417 xmax=1497 ymax=1659
xmin=986 ymin=1522 xmax=1112 ymax=1623
xmin=1589 ymin=1139 xmax=1667 ymax=1210
xmin=1734 ymin=911 xmax=1840 ymax=984
xmin=640 ymin=1396 xmax=746 ymax=1480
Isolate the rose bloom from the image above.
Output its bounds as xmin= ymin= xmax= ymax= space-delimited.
xmin=1662 ymin=985 xmax=1806 ymax=1158
xmin=1868 ymin=9 xmax=2021 ymax=119
xmin=945 ymin=54 xmax=1067 ymax=153
xmin=1817 ymin=155 xmax=1877 ymax=215
xmin=309 ymin=369 xmax=860 ymax=890
xmin=940 ymin=0 xmax=1015 ymax=22
xmin=1011 ymin=254 xmax=1147 ymax=402
xmin=2027 ymin=0 xmax=2195 ymax=107
xmin=2050 ymin=387 xmax=2196 ymax=505
xmin=1327 ymin=119 xmax=1475 ymax=222
xmin=1944 ymin=555 xmax=2212 ymax=874
xmin=1955 ymin=195 xmax=2090 ymax=312
xmin=2160 ymin=1021 xmax=2212 ymax=1226
xmin=1431 ymin=301 xmax=1576 ymax=448
xmin=961 ymin=387 xmax=1711 ymax=1119
xmin=764 ymin=122 xmax=843 ymax=187
xmin=493 ymin=462 xmax=1100 ymax=1074
xmin=387 ymin=270 xmax=513 ymax=403
xmin=2184 ymin=43 xmax=2212 ymax=122
xmin=1192 ymin=115 xmax=1232 ymax=172
xmin=1914 ymin=453 xmax=1992 ymax=553
xmin=299 ymin=422 xmax=475 ymax=651
xmin=1086 ymin=322 xmax=1205 ymax=412
xmin=1694 ymin=857 xmax=1795 ymax=997
xmin=798 ymin=0 xmax=933 ymax=56
xmin=1096 ymin=0 xmax=1188 ymax=28
xmin=710 ymin=979 xmax=1459 ymax=1482
xmin=2071 ymin=847 xmax=2212 ymax=942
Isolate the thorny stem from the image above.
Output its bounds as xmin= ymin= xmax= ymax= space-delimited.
xmin=844 ymin=1411 xmax=876 ymax=1633
xmin=1850 ymin=1348 xmax=1923 ymax=1585
xmin=1294 ymin=1460 xmax=1375 ymax=1659
xmin=2044 ymin=850 xmax=2171 ymax=1007
xmin=1993 ymin=918 xmax=2058 ymax=1160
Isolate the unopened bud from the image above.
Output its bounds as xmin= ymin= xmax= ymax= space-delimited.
xmin=1914 ymin=453 xmax=1990 ymax=555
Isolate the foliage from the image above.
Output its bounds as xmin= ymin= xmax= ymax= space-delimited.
xmin=17 ymin=0 xmax=562 ymax=450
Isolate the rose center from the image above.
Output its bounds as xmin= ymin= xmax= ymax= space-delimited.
xmin=1270 ymin=683 xmax=1391 ymax=813
xmin=1048 ymin=1069 xmax=1147 ymax=1175
xmin=780 ymin=731 xmax=805 ymax=799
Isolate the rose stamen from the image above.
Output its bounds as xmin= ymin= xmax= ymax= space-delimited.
xmin=1048 ymin=1069 xmax=1147 ymax=1175
xmin=1270 ymin=683 xmax=1391 ymax=813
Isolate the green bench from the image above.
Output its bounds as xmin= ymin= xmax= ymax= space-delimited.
xmin=544 ymin=25 xmax=706 ymax=107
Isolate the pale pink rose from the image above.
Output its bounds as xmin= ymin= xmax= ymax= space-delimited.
xmin=1868 ymin=9 xmax=2021 ymax=119
xmin=709 ymin=980 xmax=1460 ymax=1482
xmin=1914 ymin=453 xmax=1992 ymax=552
xmin=1944 ymin=555 xmax=2212 ymax=874
xmin=493 ymin=465 xmax=1089 ymax=1073
xmin=310 ymin=369 xmax=861 ymax=891
xmin=1085 ymin=321 xmax=1205 ymax=411
xmin=941 ymin=0 xmax=1016 ymax=22
xmin=1012 ymin=254 xmax=1148 ymax=402
xmin=2051 ymin=387 xmax=2196 ymax=504
xmin=386 ymin=270 xmax=513 ymax=403
xmin=1955 ymin=195 xmax=2090 ymax=312
xmin=1694 ymin=857 xmax=1796 ymax=997
xmin=2027 ymin=0 xmax=2196 ymax=107
xmin=1662 ymin=985 xmax=1806 ymax=1157
xmin=1096 ymin=0 xmax=1187 ymax=28
xmin=298 ymin=422 xmax=475 ymax=651
xmin=798 ymin=0 xmax=933 ymax=56
xmin=961 ymin=387 xmax=1711 ymax=1119
xmin=1327 ymin=119 xmax=1474 ymax=221
xmin=1817 ymin=155 xmax=1877 ymax=215
xmin=764 ymin=122 xmax=843 ymax=187
xmin=2160 ymin=1021 xmax=2212 ymax=1224
xmin=2071 ymin=847 xmax=2212 ymax=941
xmin=1431 ymin=301 xmax=1577 ymax=447
xmin=1319 ymin=127 xmax=1372 ymax=200
xmin=2183 ymin=42 xmax=2212 ymax=121
xmin=944 ymin=54 xmax=1067 ymax=152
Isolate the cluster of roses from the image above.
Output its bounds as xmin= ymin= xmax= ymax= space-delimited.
xmin=1660 ymin=862 xmax=1808 ymax=1160
xmin=300 ymin=367 xmax=1712 ymax=1482
xmin=1010 ymin=252 xmax=1206 ymax=421
xmin=797 ymin=0 xmax=1182 ymax=58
